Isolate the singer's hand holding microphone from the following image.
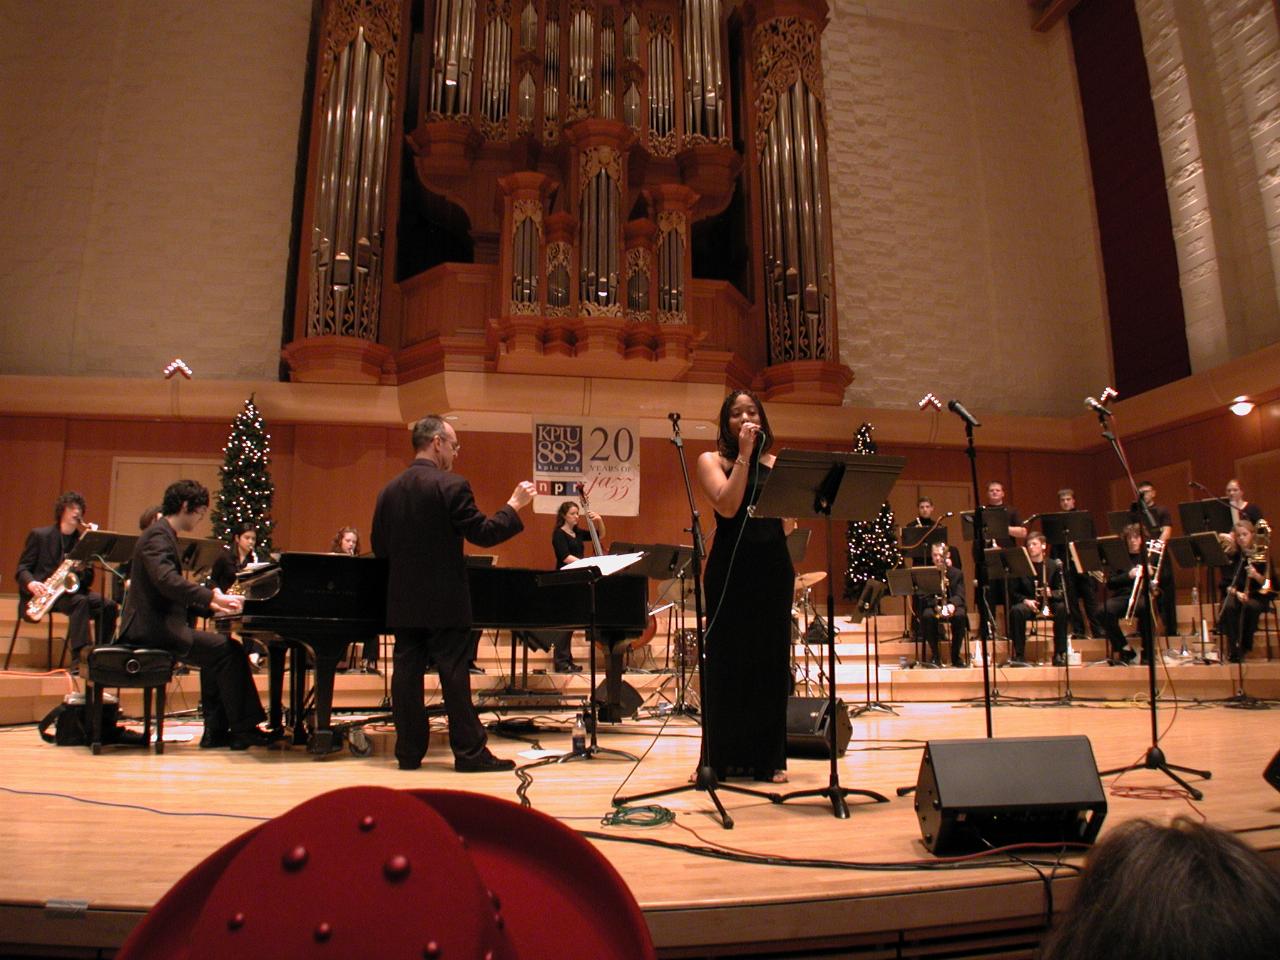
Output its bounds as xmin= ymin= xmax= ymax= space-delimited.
xmin=738 ymin=421 xmax=764 ymax=457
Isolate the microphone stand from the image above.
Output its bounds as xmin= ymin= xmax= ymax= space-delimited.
xmin=612 ymin=413 xmax=779 ymax=829
xmin=1094 ymin=406 xmax=1212 ymax=798
xmin=955 ymin=407 xmax=995 ymax=739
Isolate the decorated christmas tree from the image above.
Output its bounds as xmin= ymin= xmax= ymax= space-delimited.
xmin=844 ymin=422 xmax=901 ymax=601
xmin=212 ymin=395 xmax=275 ymax=552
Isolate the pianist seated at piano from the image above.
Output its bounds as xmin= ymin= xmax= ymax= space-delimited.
xmin=118 ymin=479 xmax=277 ymax=750
xmin=331 ymin=526 xmax=380 ymax=674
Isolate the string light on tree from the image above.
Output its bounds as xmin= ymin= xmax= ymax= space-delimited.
xmin=844 ymin=422 xmax=901 ymax=601
xmin=212 ymin=394 xmax=275 ymax=553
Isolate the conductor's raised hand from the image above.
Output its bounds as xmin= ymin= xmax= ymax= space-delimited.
xmin=508 ymin=480 xmax=536 ymax=511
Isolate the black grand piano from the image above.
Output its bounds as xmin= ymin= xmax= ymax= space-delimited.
xmin=219 ymin=552 xmax=647 ymax=756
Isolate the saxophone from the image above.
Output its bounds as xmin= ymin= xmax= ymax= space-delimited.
xmin=25 ymin=558 xmax=81 ymax=622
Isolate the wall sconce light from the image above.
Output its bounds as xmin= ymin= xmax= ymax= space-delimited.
xmin=1229 ymin=396 xmax=1255 ymax=416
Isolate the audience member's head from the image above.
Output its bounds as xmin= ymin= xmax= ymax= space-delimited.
xmin=1041 ymin=818 xmax=1280 ymax=960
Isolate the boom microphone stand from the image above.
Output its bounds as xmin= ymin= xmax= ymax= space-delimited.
xmin=1091 ymin=397 xmax=1212 ymax=799
xmin=952 ymin=401 xmax=996 ymax=738
xmin=613 ymin=413 xmax=779 ymax=829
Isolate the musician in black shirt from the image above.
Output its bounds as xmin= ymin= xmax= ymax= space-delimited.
xmin=1136 ymin=481 xmax=1178 ymax=637
xmin=1099 ymin=524 xmax=1146 ymax=665
xmin=546 ymin=500 xmax=608 ymax=673
xmin=978 ymin=481 xmax=1025 ymax=641
xmin=1225 ymin=478 xmax=1264 ymax=527
xmin=919 ymin=541 xmax=967 ymax=667
xmin=1219 ymin=520 xmax=1275 ymax=663
xmin=1007 ymin=532 xmax=1068 ymax=665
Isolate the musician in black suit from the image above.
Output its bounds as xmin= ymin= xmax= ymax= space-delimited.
xmin=1007 ymin=532 xmax=1068 ymax=665
xmin=371 ymin=415 xmax=534 ymax=773
xmin=979 ymin=480 xmax=1026 ymax=642
xmin=118 ymin=479 xmax=272 ymax=749
xmin=1053 ymin=488 xmax=1104 ymax=639
xmin=15 ymin=491 xmax=118 ymax=674
xmin=1099 ymin=524 xmax=1145 ymax=665
xmin=919 ymin=541 xmax=967 ymax=667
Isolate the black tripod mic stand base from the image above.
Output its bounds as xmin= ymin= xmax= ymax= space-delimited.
xmin=1222 ymin=694 xmax=1273 ymax=710
xmin=557 ymin=745 xmax=641 ymax=763
xmin=1101 ymin=745 xmax=1210 ymax=801
xmin=615 ymin=768 xmax=784 ymax=831
xmin=777 ymin=781 xmax=889 ymax=819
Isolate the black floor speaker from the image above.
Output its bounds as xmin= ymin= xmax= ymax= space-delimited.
xmin=914 ymin=736 xmax=1107 ymax=855
xmin=785 ymin=696 xmax=851 ymax=758
xmin=1265 ymin=747 xmax=1280 ymax=793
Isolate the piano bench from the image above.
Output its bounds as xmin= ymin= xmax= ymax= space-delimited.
xmin=86 ymin=646 xmax=175 ymax=755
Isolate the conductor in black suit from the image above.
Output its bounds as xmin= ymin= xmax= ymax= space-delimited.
xmin=118 ymin=479 xmax=273 ymax=749
xmin=372 ymin=415 xmax=535 ymax=772
xmin=15 ymin=491 xmax=118 ymax=673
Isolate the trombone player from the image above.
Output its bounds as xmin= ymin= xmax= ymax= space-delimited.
xmin=1219 ymin=519 xmax=1274 ymax=663
xmin=1099 ymin=524 xmax=1146 ymax=665
xmin=1007 ymin=532 xmax=1068 ymax=666
xmin=919 ymin=540 xmax=967 ymax=667
xmin=14 ymin=491 xmax=118 ymax=675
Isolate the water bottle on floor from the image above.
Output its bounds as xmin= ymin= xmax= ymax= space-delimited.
xmin=572 ymin=712 xmax=586 ymax=753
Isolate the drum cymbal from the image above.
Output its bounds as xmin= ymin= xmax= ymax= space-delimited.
xmin=794 ymin=571 xmax=827 ymax=590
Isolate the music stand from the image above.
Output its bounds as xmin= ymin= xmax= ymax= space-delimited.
xmin=885 ymin=567 xmax=942 ymax=670
xmin=1038 ymin=511 xmax=1097 ymax=702
xmin=176 ymin=537 xmax=226 ymax=577
xmin=68 ymin=531 xmax=138 ymax=644
xmin=752 ymin=448 xmax=904 ymax=818
xmin=538 ymin=557 xmax=641 ymax=763
xmin=1179 ymin=498 xmax=1233 ymax=536
xmin=897 ymin=523 xmax=948 ymax=641
xmin=1167 ymin=533 xmax=1230 ymax=663
xmin=1106 ymin=510 xmax=1138 ymax=536
xmin=963 ymin=509 xmax=1011 ymax=643
xmin=992 ymin=546 xmax=1035 ymax=664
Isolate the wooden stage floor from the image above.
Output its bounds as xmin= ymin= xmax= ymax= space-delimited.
xmin=2 ymin=691 xmax=1279 ymax=958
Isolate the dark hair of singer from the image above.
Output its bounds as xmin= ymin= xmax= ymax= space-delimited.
xmin=715 ymin=389 xmax=773 ymax=463
xmin=161 ymin=479 xmax=209 ymax=517
xmin=1040 ymin=817 xmax=1280 ymax=960
xmin=54 ymin=491 xmax=87 ymax=523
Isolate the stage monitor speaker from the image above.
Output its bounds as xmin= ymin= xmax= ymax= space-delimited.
xmin=1265 ymin=747 xmax=1280 ymax=794
xmin=914 ymin=736 xmax=1107 ymax=855
xmin=785 ymin=696 xmax=851 ymax=758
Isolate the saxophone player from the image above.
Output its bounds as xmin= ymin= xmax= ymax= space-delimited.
xmin=14 ymin=491 xmax=118 ymax=675
xmin=919 ymin=541 xmax=967 ymax=667
xmin=1007 ymin=532 xmax=1068 ymax=666
xmin=1219 ymin=519 xmax=1275 ymax=663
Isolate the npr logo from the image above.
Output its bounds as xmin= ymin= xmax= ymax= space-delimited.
xmin=534 ymin=423 xmax=582 ymax=474
xmin=535 ymin=479 xmax=583 ymax=497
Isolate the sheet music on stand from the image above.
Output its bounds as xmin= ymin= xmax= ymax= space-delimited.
xmin=66 ymin=530 xmax=137 ymax=565
xmin=176 ymin=538 xmax=226 ymax=576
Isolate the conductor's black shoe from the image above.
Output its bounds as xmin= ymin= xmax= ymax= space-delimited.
xmin=397 ymin=759 xmax=422 ymax=771
xmin=228 ymin=727 xmax=281 ymax=750
xmin=454 ymin=750 xmax=516 ymax=773
xmin=1052 ymin=653 xmax=1067 ymax=667
xmin=200 ymin=729 xmax=231 ymax=749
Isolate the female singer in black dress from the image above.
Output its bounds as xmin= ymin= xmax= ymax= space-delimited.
xmin=548 ymin=500 xmax=608 ymax=672
xmin=696 ymin=390 xmax=794 ymax=783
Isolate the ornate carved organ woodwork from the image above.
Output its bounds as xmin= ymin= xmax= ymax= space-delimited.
xmin=285 ymin=0 xmax=405 ymax=383
xmin=741 ymin=0 xmax=850 ymax=400
xmin=284 ymin=0 xmax=849 ymax=399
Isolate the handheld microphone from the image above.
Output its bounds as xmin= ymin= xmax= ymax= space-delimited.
xmin=1084 ymin=396 xmax=1112 ymax=417
xmin=668 ymin=412 xmax=680 ymax=425
xmin=946 ymin=399 xmax=980 ymax=427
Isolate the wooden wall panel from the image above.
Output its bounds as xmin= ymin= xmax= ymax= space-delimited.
xmin=0 ymin=418 xmax=68 ymax=586
xmin=286 ymin=424 xmax=393 ymax=553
